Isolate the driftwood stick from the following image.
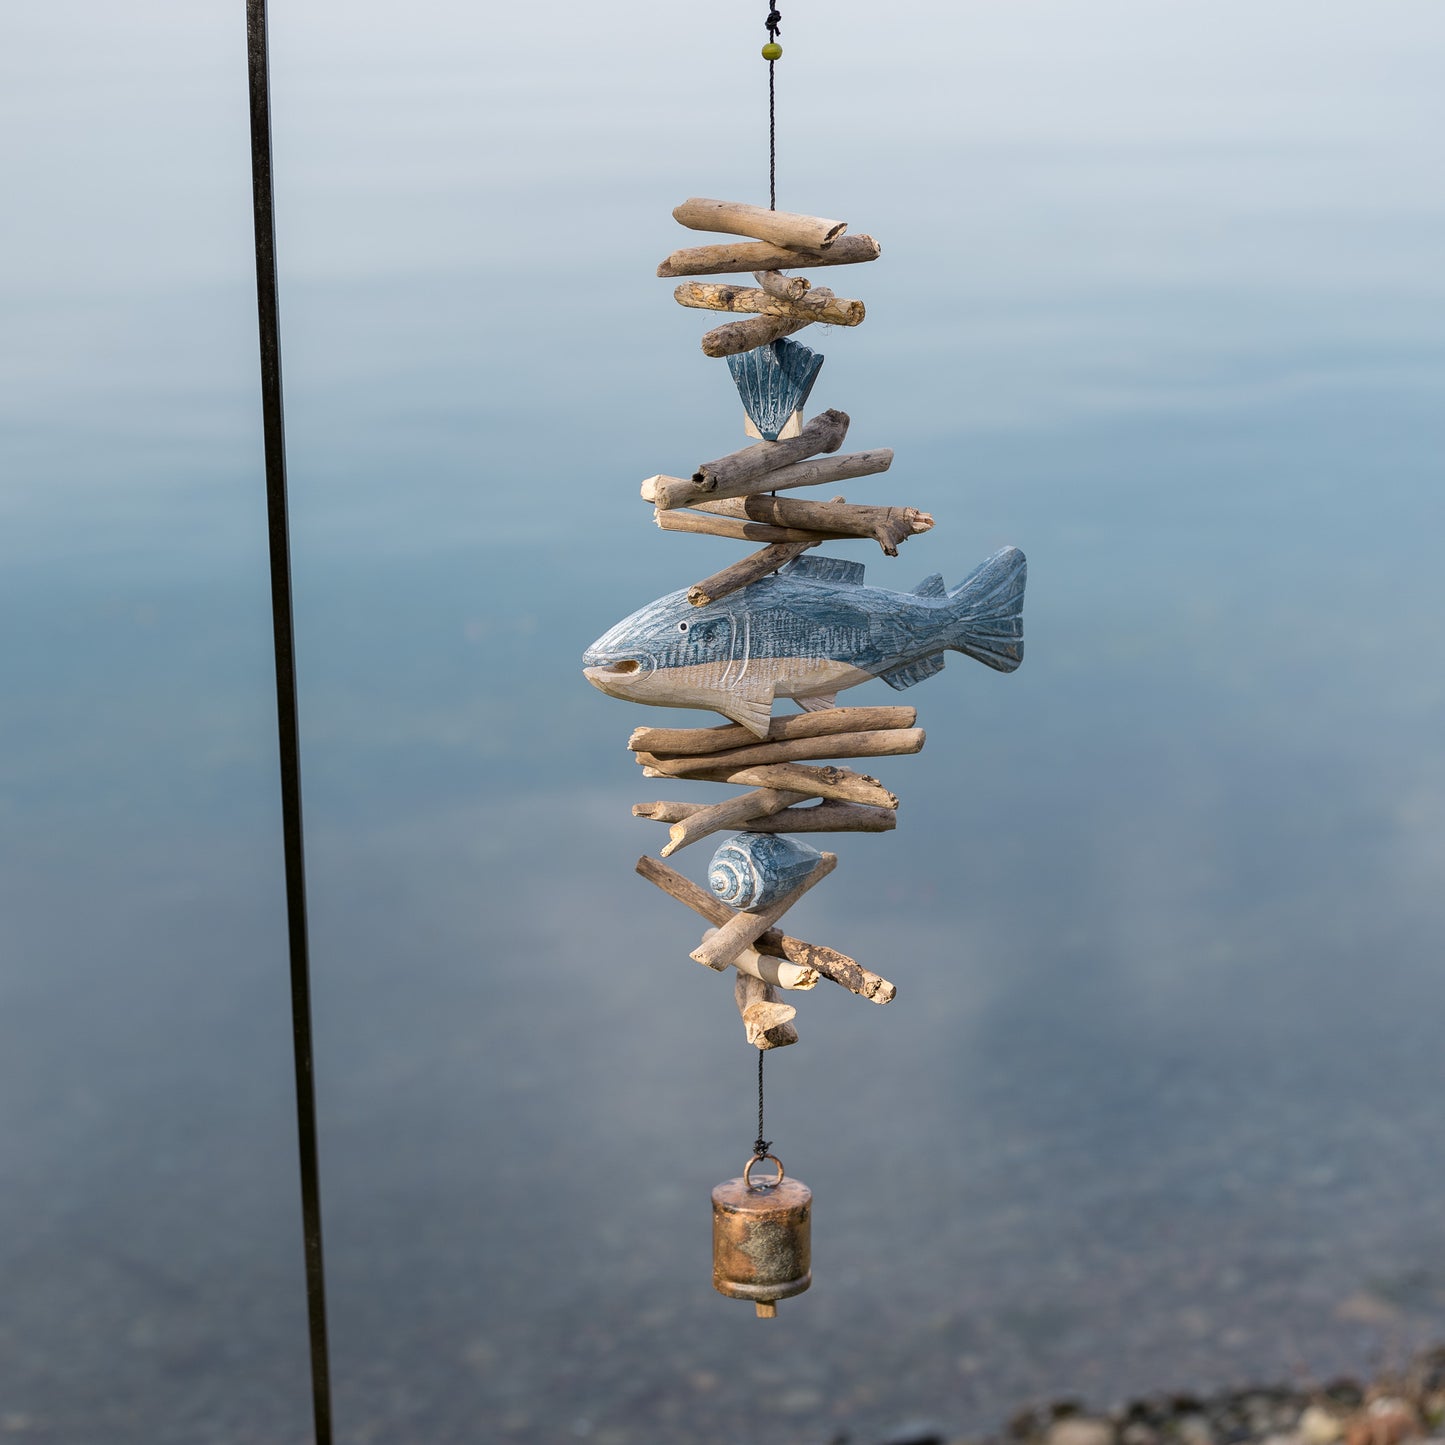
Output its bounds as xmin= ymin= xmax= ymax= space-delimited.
xmin=693 ymin=409 xmax=849 ymax=492
xmin=657 ymin=234 xmax=881 ymax=278
xmin=655 ymin=787 xmax=810 ymax=857
xmin=734 ymin=972 xmax=799 ymax=1049
xmin=644 ymin=448 xmax=893 ymax=511
xmin=675 ymin=282 xmax=865 ymax=328
xmin=700 ymin=312 xmax=812 ymax=359
xmin=655 ymin=508 xmax=832 ymax=545
xmin=694 ymin=495 xmax=932 ymax=556
xmin=687 ymin=541 xmax=817 ymax=608
xmin=645 ymin=762 xmax=898 ymax=810
xmin=700 ymin=929 xmax=818 ymax=991
xmin=630 ymin=706 xmax=917 ymax=756
xmin=673 ymin=197 xmax=845 ymax=251
xmin=762 ymin=934 xmax=896 ymax=1004
xmin=634 ymin=856 xmax=895 ymax=1004
xmin=752 ymin=270 xmax=811 ymax=301
xmin=638 ymin=728 xmax=925 ymax=776
xmin=690 ymin=854 xmax=837 ymax=972
xmin=635 ymin=798 xmax=899 ymax=835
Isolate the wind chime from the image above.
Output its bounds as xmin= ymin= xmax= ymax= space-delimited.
xmin=582 ymin=7 xmax=1027 ymax=1318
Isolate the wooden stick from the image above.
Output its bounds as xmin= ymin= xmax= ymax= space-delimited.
xmin=734 ymin=972 xmax=799 ymax=1049
xmin=634 ymin=856 xmax=896 ymax=1003
xmin=700 ymin=311 xmax=812 ymax=359
xmin=752 ymin=270 xmax=811 ymax=301
xmin=644 ymin=448 xmax=893 ymax=511
xmin=675 ymin=281 xmax=865 ymax=328
xmin=693 ymin=495 xmax=932 ymax=556
xmin=638 ymin=728 xmax=925 ymax=777
xmin=699 ymin=929 xmax=818 ymax=990
xmin=635 ymin=798 xmax=899 ymax=835
xmin=690 ymin=854 xmax=838 ymax=972
xmin=657 ymin=234 xmax=882 ymax=279
xmin=763 ymin=934 xmax=896 ymax=1005
xmin=693 ymin=409 xmax=849 ymax=492
xmin=630 ymin=706 xmax=917 ymax=756
xmin=687 ymin=541 xmax=817 ymax=608
xmin=655 ymin=787 xmax=810 ymax=857
xmin=673 ymin=197 xmax=845 ymax=251
xmin=655 ymin=508 xmax=832 ymax=545
xmin=644 ymin=762 xmax=899 ymax=809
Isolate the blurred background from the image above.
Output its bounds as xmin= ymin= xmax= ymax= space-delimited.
xmin=2 ymin=2 xmax=1443 ymax=1441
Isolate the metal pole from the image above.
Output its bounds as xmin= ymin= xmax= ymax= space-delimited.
xmin=244 ymin=4 xmax=334 ymax=1440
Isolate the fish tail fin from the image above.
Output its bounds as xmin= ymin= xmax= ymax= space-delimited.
xmin=945 ymin=545 xmax=1026 ymax=672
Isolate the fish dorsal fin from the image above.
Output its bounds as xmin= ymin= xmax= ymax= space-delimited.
xmin=880 ymin=653 xmax=946 ymax=690
xmin=716 ymin=678 xmax=776 ymax=738
xmin=727 ymin=338 xmax=825 ymax=442
xmin=795 ymin=692 xmax=838 ymax=712
xmin=911 ymin=573 xmax=946 ymax=598
xmin=781 ymin=555 xmax=866 ymax=585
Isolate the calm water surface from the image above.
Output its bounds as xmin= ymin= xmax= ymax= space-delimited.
xmin=2 ymin=3 xmax=1444 ymax=1442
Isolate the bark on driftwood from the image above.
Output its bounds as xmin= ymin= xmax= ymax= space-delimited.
xmin=655 ymin=509 xmax=829 ymax=545
xmin=752 ymin=270 xmax=811 ymax=301
xmin=637 ymin=728 xmax=925 ymax=777
xmin=686 ymin=541 xmax=818 ymax=608
xmin=648 ymin=786 xmax=811 ymax=857
xmin=672 ymin=198 xmax=846 ymax=251
xmin=629 ymin=705 xmax=917 ymax=756
xmin=692 ymin=495 xmax=932 ymax=556
xmin=674 ymin=281 xmax=865 ymax=328
xmin=656 ymin=234 xmax=881 ymax=279
xmin=641 ymin=761 xmax=899 ymax=810
xmin=634 ymin=798 xmax=898 ymax=835
xmin=700 ymin=310 xmax=815 ymax=360
xmin=690 ymin=853 xmax=838 ymax=972
xmin=734 ymin=971 xmax=799 ymax=1049
xmin=643 ymin=448 xmax=893 ymax=511
xmin=634 ymin=856 xmax=896 ymax=1004
xmin=693 ymin=410 xmax=849 ymax=492
xmin=764 ymin=934 xmax=895 ymax=1004
xmin=698 ymin=929 xmax=818 ymax=990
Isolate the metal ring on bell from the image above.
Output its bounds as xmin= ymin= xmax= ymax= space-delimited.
xmin=743 ymin=1152 xmax=785 ymax=1189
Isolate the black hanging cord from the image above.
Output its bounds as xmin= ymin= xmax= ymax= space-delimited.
xmin=749 ymin=0 xmax=786 ymax=1160
xmin=245 ymin=5 xmax=334 ymax=1441
xmin=753 ymin=1049 xmax=771 ymax=1161
xmin=766 ymin=5 xmax=781 ymax=209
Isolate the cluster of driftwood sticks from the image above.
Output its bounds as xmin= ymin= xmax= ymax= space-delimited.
xmin=629 ymin=198 xmax=934 ymax=1046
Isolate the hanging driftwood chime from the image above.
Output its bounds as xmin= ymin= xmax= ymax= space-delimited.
xmin=581 ymin=17 xmax=1027 ymax=1317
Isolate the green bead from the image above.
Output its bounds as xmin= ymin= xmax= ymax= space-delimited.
xmin=761 ymin=41 xmax=782 ymax=60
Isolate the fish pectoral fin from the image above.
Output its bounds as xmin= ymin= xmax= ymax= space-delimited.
xmin=879 ymin=654 xmax=946 ymax=690
xmin=795 ymin=692 xmax=838 ymax=712
xmin=716 ymin=681 xmax=776 ymax=738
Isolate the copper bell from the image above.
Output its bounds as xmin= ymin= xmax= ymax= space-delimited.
xmin=711 ymin=1154 xmax=812 ymax=1318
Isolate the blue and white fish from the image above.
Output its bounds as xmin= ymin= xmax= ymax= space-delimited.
xmin=582 ymin=548 xmax=1026 ymax=737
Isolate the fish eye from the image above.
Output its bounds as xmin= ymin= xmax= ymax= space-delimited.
xmin=677 ymin=621 xmax=689 ymax=633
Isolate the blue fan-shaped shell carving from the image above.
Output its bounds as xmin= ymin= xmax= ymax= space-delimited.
xmin=708 ymin=833 xmax=824 ymax=912
xmin=726 ymin=338 xmax=825 ymax=441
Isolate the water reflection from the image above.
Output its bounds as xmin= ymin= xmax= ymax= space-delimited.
xmin=3 ymin=1 xmax=1445 ymax=1441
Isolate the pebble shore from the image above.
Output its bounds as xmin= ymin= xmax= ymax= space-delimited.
xmin=855 ymin=1348 xmax=1445 ymax=1445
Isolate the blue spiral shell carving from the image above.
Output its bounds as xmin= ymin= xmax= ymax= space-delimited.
xmin=726 ymin=338 xmax=825 ymax=441
xmin=708 ymin=833 xmax=824 ymax=912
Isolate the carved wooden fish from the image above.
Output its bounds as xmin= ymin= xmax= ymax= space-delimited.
xmin=582 ymin=548 xmax=1026 ymax=737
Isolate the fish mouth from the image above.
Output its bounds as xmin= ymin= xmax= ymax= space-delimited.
xmin=583 ymin=657 xmax=654 ymax=690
